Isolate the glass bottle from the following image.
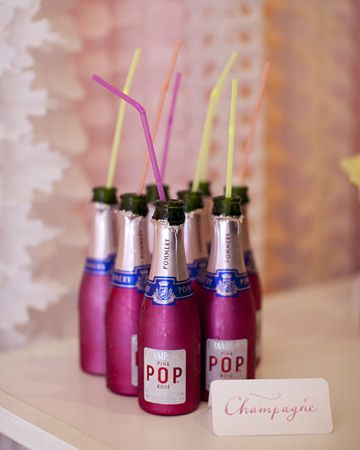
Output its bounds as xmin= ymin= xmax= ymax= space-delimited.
xmin=106 ymin=194 xmax=150 ymax=395
xmin=177 ymin=190 xmax=208 ymax=309
xmin=188 ymin=181 xmax=212 ymax=254
xmin=232 ymin=185 xmax=263 ymax=366
xmin=138 ymin=200 xmax=200 ymax=415
xmin=145 ymin=184 xmax=169 ymax=256
xmin=203 ymin=196 xmax=256 ymax=400
xmin=79 ymin=186 xmax=117 ymax=375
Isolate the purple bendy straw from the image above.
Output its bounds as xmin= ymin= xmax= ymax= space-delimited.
xmin=160 ymin=72 xmax=182 ymax=180
xmin=92 ymin=74 xmax=166 ymax=201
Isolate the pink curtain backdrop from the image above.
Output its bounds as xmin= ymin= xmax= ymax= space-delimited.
xmin=72 ymin=0 xmax=266 ymax=259
xmin=2 ymin=0 xmax=360 ymax=353
xmin=263 ymin=0 xmax=360 ymax=290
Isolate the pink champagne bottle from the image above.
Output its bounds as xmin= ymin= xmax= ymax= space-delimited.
xmin=202 ymin=196 xmax=256 ymax=400
xmin=79 ymin=186 xmax=117 ymax=375
xmin=177 ymin=190 xmax=208 ymax=307
xmin=233 ymin=186 xmax=263 ymax=366
xmin=138 ymin=200 xmax=200 ymax=415
xmin=146 ymin=184 xmax=169 ymax=256
xmin=189 ymin=181 xmax=212 ymax=254
xmin=106 ymin=194 xmax=150 ymax=395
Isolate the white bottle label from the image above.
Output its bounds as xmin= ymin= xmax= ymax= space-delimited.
xmin=144 ymin=347 xmax=186 ymax=404
xmin=256 ymin=310 xmax=261 ymax=360
xmin=206 ymin=339 xmax=248 ymax=391
xmin=131 ymin=335 xmax=138 ymax=387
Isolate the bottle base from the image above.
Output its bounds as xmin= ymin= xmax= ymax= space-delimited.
xmin=80 ymin=366 xmax=105 ymax=376
xmin=139 ymin=406 xmax=199 ymax=416
xmin=138 ymin=399 xmax=199 ymax=416
xmin=201 ymin=391 xmax=209 ymax=402
xmin=80 ymin=353 xmax=106 ymax=376
xmin=107 ymin=383 xmax=138 ymax=397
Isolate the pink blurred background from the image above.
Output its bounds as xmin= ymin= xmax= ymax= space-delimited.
xmin=1 ymin=0 xmax=359 ymax=351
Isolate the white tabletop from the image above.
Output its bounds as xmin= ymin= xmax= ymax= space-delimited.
xmin=1 ymin=276 xmax=360 ymax=450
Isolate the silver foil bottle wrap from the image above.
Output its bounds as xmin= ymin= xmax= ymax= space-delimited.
xmin=184 ymin=209 xmax=208 ymax=284
xmin=147 ymin=202 xmax=155 ymax=255
xmin=85 ymin=202 xmax=117 ymax=275
xmin=112 ymin=210 xmax=150 ymax=293
xmin=241 ymin=205 xmax=256 ymax=275
xmin=240 ymin=205 xmax=251 ymax=252
xmin=202 ymin=195 xmax=213 ymax=251
xmin=205 ymin=216 xmax=250 ymax=296
xmin=145 ymin=220 xmax=192 ymax=305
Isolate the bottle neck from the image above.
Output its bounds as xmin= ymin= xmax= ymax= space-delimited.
xmin=150 ymin=220 xmax=188 ymax=281
xmin=115 ymin=210 xmax=150 ymax=270
xmin=88 ymin=202 xmax=116 ymax=259
xmin=147 ymin=203 xmax=155 ymax=254
xmin=183 ymin=209 xmax=208 ymax=263
xmin=202 ymin=195 xmax=212 ymax=245
xmin=207 ymin=215 xmax=245 ymax=273
xmin=241 ymin=205 xmax=251 ymax=252
xmin=203 ymin=195 xmax=212 ymax=211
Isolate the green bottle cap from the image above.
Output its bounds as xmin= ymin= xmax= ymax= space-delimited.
xmin=153 ymin=199 xmax=185 ymax=225
xmin=146 ymin=184 xmax=170 ymax=203
xmin=119 ymin=193 xmax=148 ymax=216
xmin=212 ymin=195 xmax=241 ymax=217
xmin=177 ymin=190 xmax=203 ymax=212
xmin=92 ymin=186 xmax=117 ymax=205
xmin=231 ymin=185 xmax=250 ymax=205
xmin=188 ymin=180 xmax=212 ymax=197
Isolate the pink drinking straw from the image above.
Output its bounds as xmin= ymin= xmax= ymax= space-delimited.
xmin=160 ymin=72 xmax=182 ymax=180
xmin=92 ymin=74 xmax=166 ymax=201
xmin=239 ymin=61 xmax=271 ymax=182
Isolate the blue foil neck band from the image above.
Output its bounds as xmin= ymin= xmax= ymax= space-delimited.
xmin=84 ymin=254 xmax=116 ymax=275
xmin=145 ymin=276 xmax=193 ymax=305
xmin=204 ymin=269 xmax=250 ymax=297
xmin=112 ymin=265 xmax=150 ymax=293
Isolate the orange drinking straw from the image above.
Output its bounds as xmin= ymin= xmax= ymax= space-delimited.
xmin=239 ymin=61 xmax=270 ymax=182
xmin=137 ymin=40 xmax=182 ymax=195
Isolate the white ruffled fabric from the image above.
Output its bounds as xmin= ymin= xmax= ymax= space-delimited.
xmin=0 ymin=0 xmax=86 ymax=344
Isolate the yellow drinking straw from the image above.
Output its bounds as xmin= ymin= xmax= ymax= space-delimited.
xmin=239 ymin=61 xmax=270 ymax=182
xmin=192 ymin=51 xmax=238 ymax=193
xmin=225 ymin=79 xmax=238 ymax=199
xmin=341 ymin=155 xmax=360 ymax=188
xmin=105 ymin=48 xmax=141 ymax=188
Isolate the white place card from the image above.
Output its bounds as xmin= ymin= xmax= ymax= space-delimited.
xmin=210 ymin=378 xmax=333 ymax=436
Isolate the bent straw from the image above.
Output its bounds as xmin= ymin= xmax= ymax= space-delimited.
xmin=192 ymin=51 xmax=238 ymax=193
xmin=137 ymin=40 xmax=182 ymax=195
xmin=239 ymin=61 xmax=270 ymax=182
xmin=160 ymin=72 xmax=182 ymax=180
xmin=92 ymin=74 xmax=166 ymax=201
xmin=105 ymin=48 xmax=141 ymax=188
xmin=225 ymin=79 xmax=238 ymax=199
